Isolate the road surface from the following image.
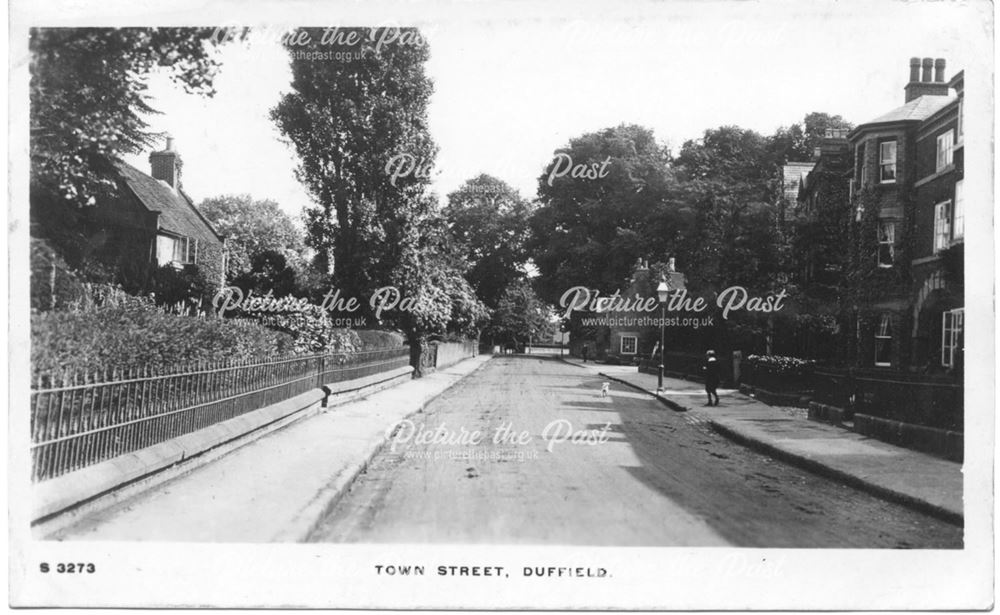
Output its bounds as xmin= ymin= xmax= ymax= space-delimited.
xmin=311 ymin=355 xmax=962 ymax=548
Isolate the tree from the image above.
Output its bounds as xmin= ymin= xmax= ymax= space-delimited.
xmin=486 ymin=280 xmax=556 ymax=348
xmin=443 ymin=174 xmax=532 ymax=308
xmin=231 ymin=250 xmax=299 ymax=298
xmin=199 ymin=194 xmax=308 ymax=281
xmin=270 ymin=27 xmax=437 ymax=309
xmin=528 ymin=124 xmax=680 ymax=305
xmin=30 ymin=28 xmax=223 ymax=207
xmin=271 ymin=28 xmax=484 ymax=368
xmin=770 ymin=112 xmax=854 ymax=164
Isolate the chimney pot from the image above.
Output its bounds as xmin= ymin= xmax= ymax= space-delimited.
xmin=921 ymin=57 xmax=933 ymax=82
xmin=909 ymin=57 xmax=921 ymax=82
xmin=934 ymin=58 xmax=946 ymax=82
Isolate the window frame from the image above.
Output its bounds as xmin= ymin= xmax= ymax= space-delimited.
xmin=941 ymin=308 xmax=964 ymax=368
xmin=158 ymin=234 xmax=198 ymax=267
xmin=936 ymin=129 xmax=955 ymax=172
xmin=933 ymin=200 xmax=952 ymax=253
xmin=877 ymin=221 xmax=895 ymax=268
xmin=874 ymin=313 xmax=893 ymax=367
xmin=879 ymin=140 xmax=897 ymax=184
xmin=620 ymin=335 xmax=638 ymax=355
xmin=953 ymin=180 xmax=964 ymax=241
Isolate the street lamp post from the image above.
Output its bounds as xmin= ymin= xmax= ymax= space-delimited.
xmin=656 ymin=278 xmax=671 ymax=393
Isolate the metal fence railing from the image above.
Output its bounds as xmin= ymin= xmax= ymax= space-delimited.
xmin=30 ymin=346 xmax=411 ymax=482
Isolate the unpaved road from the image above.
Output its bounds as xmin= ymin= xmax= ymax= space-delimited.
xmin=311 ymin=356 xmax=962 ymax=548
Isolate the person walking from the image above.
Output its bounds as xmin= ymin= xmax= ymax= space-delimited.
xmin=581 ymin=344 xmax=589 ymax=363
xmin=702 ymin=350 xmax=720 ymax=406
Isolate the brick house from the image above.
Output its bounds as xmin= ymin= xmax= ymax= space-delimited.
xmin=837 ymin=57 xmax=963 ymax=372
xmin=87 ymin=138 xmax=227 ymax=291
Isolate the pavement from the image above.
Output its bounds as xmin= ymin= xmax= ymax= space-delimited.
xmin=562 ymin=357 xmax=963 ymax=524
xmin=44 ymin=354 xmax=493 ymax=542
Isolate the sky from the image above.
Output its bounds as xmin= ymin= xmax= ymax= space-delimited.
xmin=121 ymin=1 xmax=988 ymax=220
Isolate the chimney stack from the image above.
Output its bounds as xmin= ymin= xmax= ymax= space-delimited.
xmin=904 ymin=57 xmax=951 ymax=102
xmin=149 ymin=135 xmax=182 ymax=189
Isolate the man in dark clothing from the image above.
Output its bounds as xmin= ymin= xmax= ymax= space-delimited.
xmin=581 ymin=345 xmax=589 ymax=363
xmin=703 ymin=350 xmax=720 ymax=406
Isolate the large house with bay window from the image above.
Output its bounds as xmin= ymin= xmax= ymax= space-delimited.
xmin=817 ymin=57 xmax=963 ymax=373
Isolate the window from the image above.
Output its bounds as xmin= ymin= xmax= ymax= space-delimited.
xmin=957 ymin=100 xmax=963 ymax=143
xmin=620 ymin=335 xmax=637 ymax=355
xmin=156 ymin=235 xmax=198 ymax=266
xmin=953 ymin=180 xmax=964 ymax=240
xmin=941 ymin=308 xmax=964 ymax=368
xmin=877 ymin=221 xmax=895 ymax=267
xmin=936 ymin=130 xmax=954 ymax=171
xmin=856 ymin=143 xmax=867 ymax=185
xmin=934 ymin=201 xmax=952 ymax=252
xmin=879 ymin=141 xmax=897 ymax=183
xmin=874 ymin=313 xmax=892 ymax=367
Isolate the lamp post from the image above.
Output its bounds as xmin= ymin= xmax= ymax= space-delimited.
xmin=656 ymin=278 xmax=671 ymax=392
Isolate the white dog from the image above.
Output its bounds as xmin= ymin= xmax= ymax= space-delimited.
xmin=601 ymin=382 xmax=611 ymax=397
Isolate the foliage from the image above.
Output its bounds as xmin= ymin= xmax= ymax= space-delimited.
xmin=231 ymin=250 xmax=298 ymax=297
xmin=356 ymin=329 xmax=406 ymax=349
xmin=770 ymin=112 xmax=854 ymax=164
xmin=528 ymin=124 xmax=679 ymax=304
xmin=31 ymin=306 xmax=296 ymax=378
xmin=486 ymin=280 xmax=557 ymax=346
xmin=199 ymin=194 xmax=308 ymax=280
xmin=149 ymin=264 xmax=212 ymax=307
xmin=250 ymin=305 xmax=362 ymax=354
xmin=444 ymin=175 xmax=533 ymax=308
xmin=30 ymin=28 xmax=223 ymax=207
xmin=746 ymin=354 xmax=817 ymax=375
xmin=389 ymin=217 xmax=490 ymax=340
xmin=271 ymin=27 xmax=437 ymax=308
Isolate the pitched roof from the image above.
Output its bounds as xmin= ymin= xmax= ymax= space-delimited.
xmin=862 ymin=94 xmax=956 ymax=125
xmin=116 ymin=162 xmax=223 ymax=244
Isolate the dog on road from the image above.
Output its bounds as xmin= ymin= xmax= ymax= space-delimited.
xmin=600 ymin=382 xmax=610 ymax=397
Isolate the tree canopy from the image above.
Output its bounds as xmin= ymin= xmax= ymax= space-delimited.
xmin=30 ymin=28 xmax=223 ymax=206
xmin=443 ymin=174 xmax=533 ymax=309
xmin=199 ymin=194 xmax=308 ymax=280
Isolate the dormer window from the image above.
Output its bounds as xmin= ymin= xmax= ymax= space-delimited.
xmin=879 ymin=141 xmax=897 ymax=183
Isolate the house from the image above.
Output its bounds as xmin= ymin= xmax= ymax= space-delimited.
xmin=840 ymin=57 xmax=963 ymax=372
xmin=779 ymin=161 xmax=815 ymax=225
xmin=86 ymin=137 xmax=227 ymax=291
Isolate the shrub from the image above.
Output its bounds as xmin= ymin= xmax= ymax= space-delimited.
xmin=356 ymin=329 xmax=406 ymax=350
xmin=746 ymin=354 xmax=817 ymax=376
xmin=32 ymin=306 xmax=297 ymax=379
xmin=249 ymin=305 xmax=362 ymax=354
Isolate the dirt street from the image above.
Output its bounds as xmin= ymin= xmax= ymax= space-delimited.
xmin=311 ymin=356 xmax=962 ymax=547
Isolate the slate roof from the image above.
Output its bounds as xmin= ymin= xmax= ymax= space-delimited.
xmin=861 ymin=94 xmax=956 ymax=126
xmin=116 ymin=162 xmax=223 ymax=244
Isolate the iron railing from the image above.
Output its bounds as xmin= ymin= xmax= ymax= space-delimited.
xmin=30 ymin=347 xmax=410 ymax=482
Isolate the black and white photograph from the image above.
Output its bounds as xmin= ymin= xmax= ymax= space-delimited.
xmin=7 ymin=0 xmax=994 ymax=609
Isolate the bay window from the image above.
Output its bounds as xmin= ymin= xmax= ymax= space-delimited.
xmin=879 ymin=141 xmax=897 ymax=183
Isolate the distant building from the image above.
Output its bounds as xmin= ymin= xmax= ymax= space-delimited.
xmin=779 ymin=161 xmax=815 ymax=224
